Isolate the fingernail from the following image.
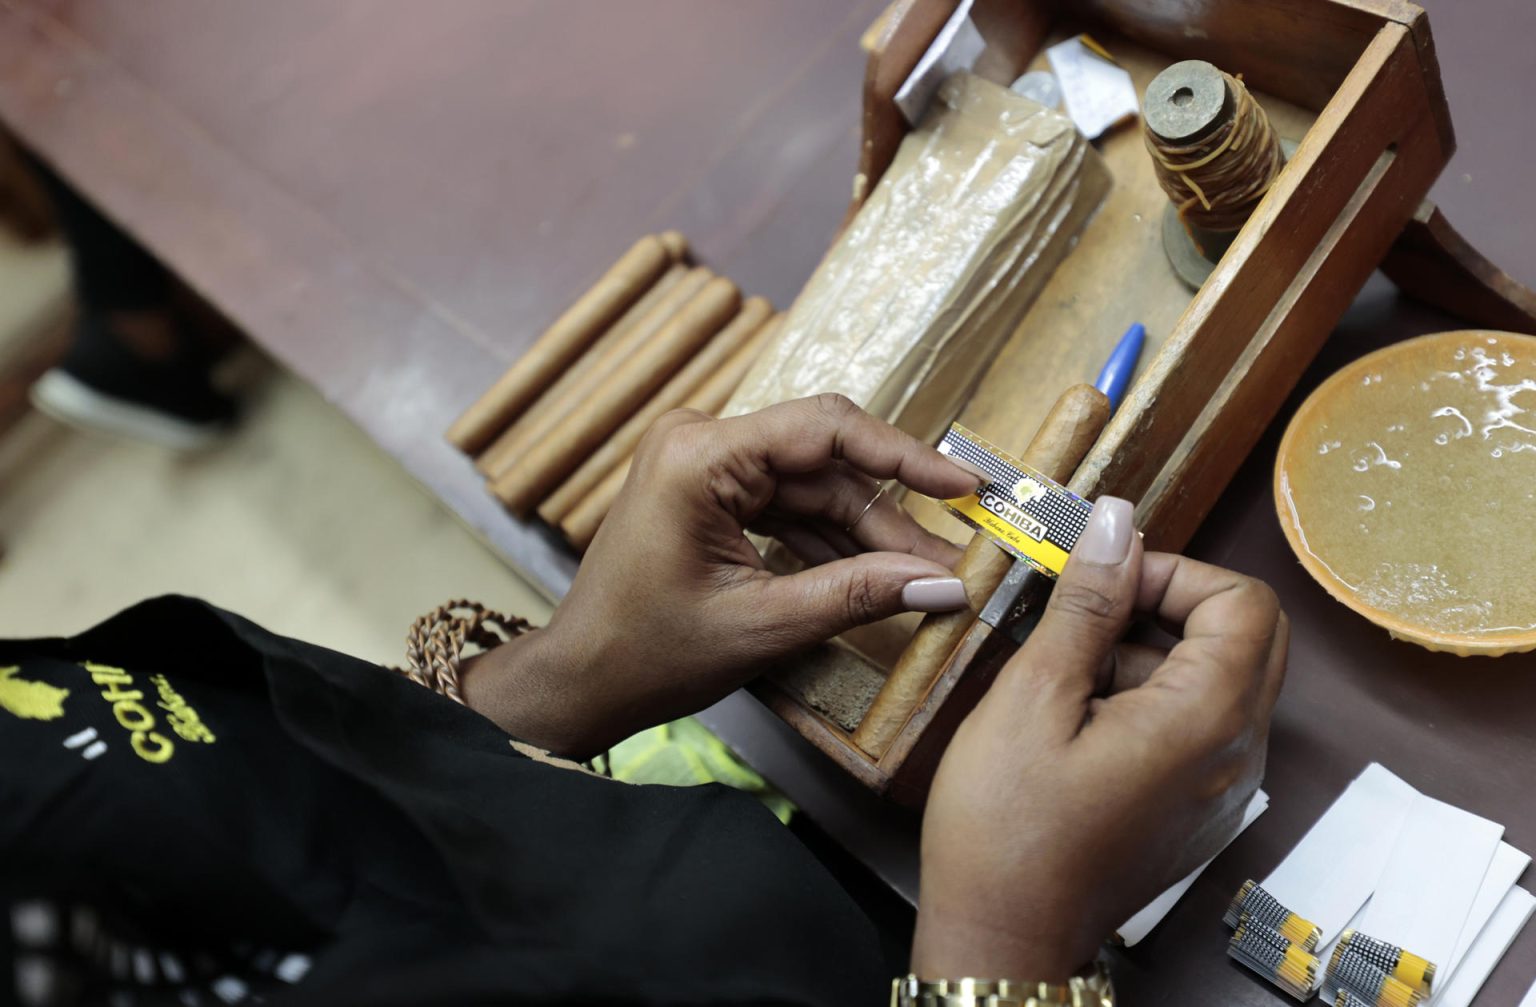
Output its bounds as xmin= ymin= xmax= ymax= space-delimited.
xmin=948 ymin=457 xmax=990 ymax=484
xmin=1076 ymin=497 xmax=1134 ymax=566
xmin=902 ymin=576 xmax=969 ymax=612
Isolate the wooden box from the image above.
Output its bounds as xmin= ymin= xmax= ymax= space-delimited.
xmin=750 ymin=0 xmax=1457 ymax=805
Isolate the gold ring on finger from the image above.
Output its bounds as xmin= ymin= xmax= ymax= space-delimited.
xmin=846 ymin=484 xmax=884 ymax=534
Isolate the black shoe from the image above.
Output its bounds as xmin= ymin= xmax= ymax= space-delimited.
xmin=30 ymin=313 xmax=237 ymax=449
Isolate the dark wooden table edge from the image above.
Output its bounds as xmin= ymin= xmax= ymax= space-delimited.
xmin=0 ymin=0 xmax=582 ymax=600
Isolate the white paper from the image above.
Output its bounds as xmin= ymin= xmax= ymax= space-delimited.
xmin=1432 ymin=887 xmax=1535 ymax=1007
xmin=893 ymin=0 xmax=984 ymax=125
xmin=1444 ymin=842 xmax=1530 ymax=982
xmin=1045 ymin=35 xmax=1138 ymax=139
xmin=1318 ymin=905 xmax=1368 ymax=1004
xmin=1519 ymin=970 xmax=1536 ymax=1007
xmin=1010 ymin=70 xmax=1061 ymax=109
xmin=1356 ymin=793 xmax=1503 ymax=970
xmin=1117 ymin=790 xmax=1268 ymax=946
xmin=1262 ymin=763 xmax=1418 ymax=943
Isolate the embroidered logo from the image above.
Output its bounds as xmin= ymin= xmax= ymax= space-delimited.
xmin=81 ymin=662 xmax=215 ymax=764
xmin=0 ymin=666 xmax=70 ymax=721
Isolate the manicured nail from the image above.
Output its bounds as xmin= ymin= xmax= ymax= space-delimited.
xmin=1076 ymin=497 xmax=1135 ymax=566
xmin=947 ymin=457 xmax=989 ymax=487
xmin=902 ymin=576 xmax=969 ymax=612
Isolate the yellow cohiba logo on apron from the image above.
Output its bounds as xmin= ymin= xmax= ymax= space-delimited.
xmin=1 ymin=663 xmax=215 ymax=764
xmin=0 ymin=665 xmax=70 ymax=721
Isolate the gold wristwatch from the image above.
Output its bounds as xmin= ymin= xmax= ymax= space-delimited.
xmin=891 ymin=960 xmax=1115 ymax=1007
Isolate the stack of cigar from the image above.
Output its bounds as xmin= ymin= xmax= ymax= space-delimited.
xmin=447 ymin=232 xmax=781 ymax=551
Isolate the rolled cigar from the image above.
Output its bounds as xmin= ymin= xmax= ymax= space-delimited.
xmin=560 ymin=456 xmax=629 ymax=553
xmin=657 ymin=230 xmax=689 ymax=260
xmin=680 ymin=313 xmax=783 ymax=415
xmin=473 ymin=264 xmax=691 ymax=475
xmin=851 ymin=384 xmax=1112 ymax=758
xmin=493 ymin=276 xmax=742 ymax=515
xmin=539 ymin=296 xmax=774 ymax=524
xmin=447 ymin=234 xmax=675 ymax=454
xmin=560 ymin=314 xmax=782 ymax=551
xmin=477 ymin=265 xmax=709 ymax=477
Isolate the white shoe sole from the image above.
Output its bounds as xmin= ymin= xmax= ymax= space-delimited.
xmin=29 ymin=369 xmax=226 ymax=451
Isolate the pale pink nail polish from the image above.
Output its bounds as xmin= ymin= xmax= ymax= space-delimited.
xmin=949 ymin=458 xmax=990 ymax=484
xmin=902 ymin=577 xmax=969 ymax=612
xmin=1076 ymin=497 xmax=1134 ymax=566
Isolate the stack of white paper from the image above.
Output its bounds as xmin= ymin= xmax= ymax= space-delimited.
xmin=1261 ymin=764 xmax=1532 ymax=1005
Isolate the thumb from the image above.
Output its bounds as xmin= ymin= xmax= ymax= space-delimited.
xmin=740 ymin=552 xmax=968 ymax=652
xmin=1002 ymin=496 xmax=1141 ymax=727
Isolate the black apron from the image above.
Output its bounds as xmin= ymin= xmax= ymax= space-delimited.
xmin=0 ymin=597 xmax=886 ymax=1005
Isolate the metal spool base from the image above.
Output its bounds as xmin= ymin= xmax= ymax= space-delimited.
xmin=1162 ymin=137 xmax=1298 ymax=290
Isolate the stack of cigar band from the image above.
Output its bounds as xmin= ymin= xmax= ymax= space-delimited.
xmin=1325 ymin=930 xmax=1434 ymax=1007
xmin=447 ymin=232 xmax=781 ymax=551
xmin=1223 ymin=880 xmax=1323 ymax=1001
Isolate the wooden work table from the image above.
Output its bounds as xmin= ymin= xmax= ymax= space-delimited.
xmin=2 ymin=1 xmax=1534 ymax=1001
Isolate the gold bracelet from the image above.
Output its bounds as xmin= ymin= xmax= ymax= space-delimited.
xmin=892 ymin=960 xmax=1114 ymax=1007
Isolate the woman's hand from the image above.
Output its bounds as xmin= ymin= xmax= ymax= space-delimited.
xmin=464 ymin=394 xmax=983 ymax=757
xmin=912 ymin=496 xmax=1288 ymax=981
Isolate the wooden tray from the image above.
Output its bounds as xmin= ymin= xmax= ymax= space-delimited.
xmin=751 ymin=0 xmax=1463 ymax=805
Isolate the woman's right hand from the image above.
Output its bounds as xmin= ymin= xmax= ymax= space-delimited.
xmin=912 ymin=496 xmax=1288 ymax=981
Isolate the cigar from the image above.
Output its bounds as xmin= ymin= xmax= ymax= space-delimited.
xmin=477 ymin=265 xmax=709 ymax=478
xmin=539 ymin=297 xmax=774 ymax=525
xmin=561 ymin=457 xmax=629 ymax=553
xmin=447 ymin=234 xmax=677 ymax=454
xmin=851 ymin=384 xmax=1112 ymax=758
xmin=492 ymin=276 xmax=742 ymax=516
xmin=473 ymin=264 xmax=691 ymax=475
xmin=680 ymin=313 xmax=783 ymax=415
xmin=560 ymin=314 xmax=781 ymax=551
xmin=657 ymin=230 xmax=689 ymax=261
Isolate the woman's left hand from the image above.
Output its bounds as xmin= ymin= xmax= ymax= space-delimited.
xmin=463 ymin=394 xmax=982 ymax=757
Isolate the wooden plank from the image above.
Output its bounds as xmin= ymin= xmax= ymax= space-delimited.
xmin=749 ymin=680 xmax=891 ymax=793
xmin=1063 ymin=0 xmax=1389 ymax=111
xmin=1140 ymin=111 xmax=1443 ymax=551
xmin=967 ymin=0 xmax=1053 ymax=87
xmin=885 ymin=623 xmax=1021 ymax=805
xmin=855 ymin=0 xmax=961 ymax=207
xmin=1380 ymin=200 xmax=1536 ymax=335
xmin=854 ymin=0 xmax=1053 ymax=207
xmin=1069 ymin=0 xmax=1453 ymax=157
xmin=1390 ymin=4 xmax=1455 ymax=155
xmin=1070 ymin=24 xmax=1446 ymax=508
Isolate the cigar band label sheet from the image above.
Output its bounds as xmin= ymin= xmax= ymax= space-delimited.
xmin=938 ymin=423 xmax=1093 ymax=577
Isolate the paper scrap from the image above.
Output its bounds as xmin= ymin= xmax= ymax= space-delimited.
xmin=1432 ymin=887 xmax=1535 ymax=1007
xmin=1356 ymin=793 xmax=1503 ymax=970
xmin=1520 ymin=970 xmax=1536 ymax=1007
xmin=1118 ymin=789 xmax=1269 ymax=946
xmin=1262 ymin=763 xmax=1418 ymax=944
xmin=1045 ymin=35 xmax=1139 ymax=139
xmin=893 ymin=0 xmax=985 ymax=125
xmin=1010 ymin=70 xmax=1062 ymax=109
xmin=1444 ymin=841 xmax=1530 ymax=983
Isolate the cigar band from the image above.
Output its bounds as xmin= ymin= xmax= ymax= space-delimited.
xmin=938 ymin=423 xmax=1094 ymax=578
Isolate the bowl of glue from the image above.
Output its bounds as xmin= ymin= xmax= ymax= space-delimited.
xmin=1275 ymin=330 xmax=1536 ymax=656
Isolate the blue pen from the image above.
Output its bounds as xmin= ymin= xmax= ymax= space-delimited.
xmin=1093 ymin=322 xmax=1145 ymax=412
